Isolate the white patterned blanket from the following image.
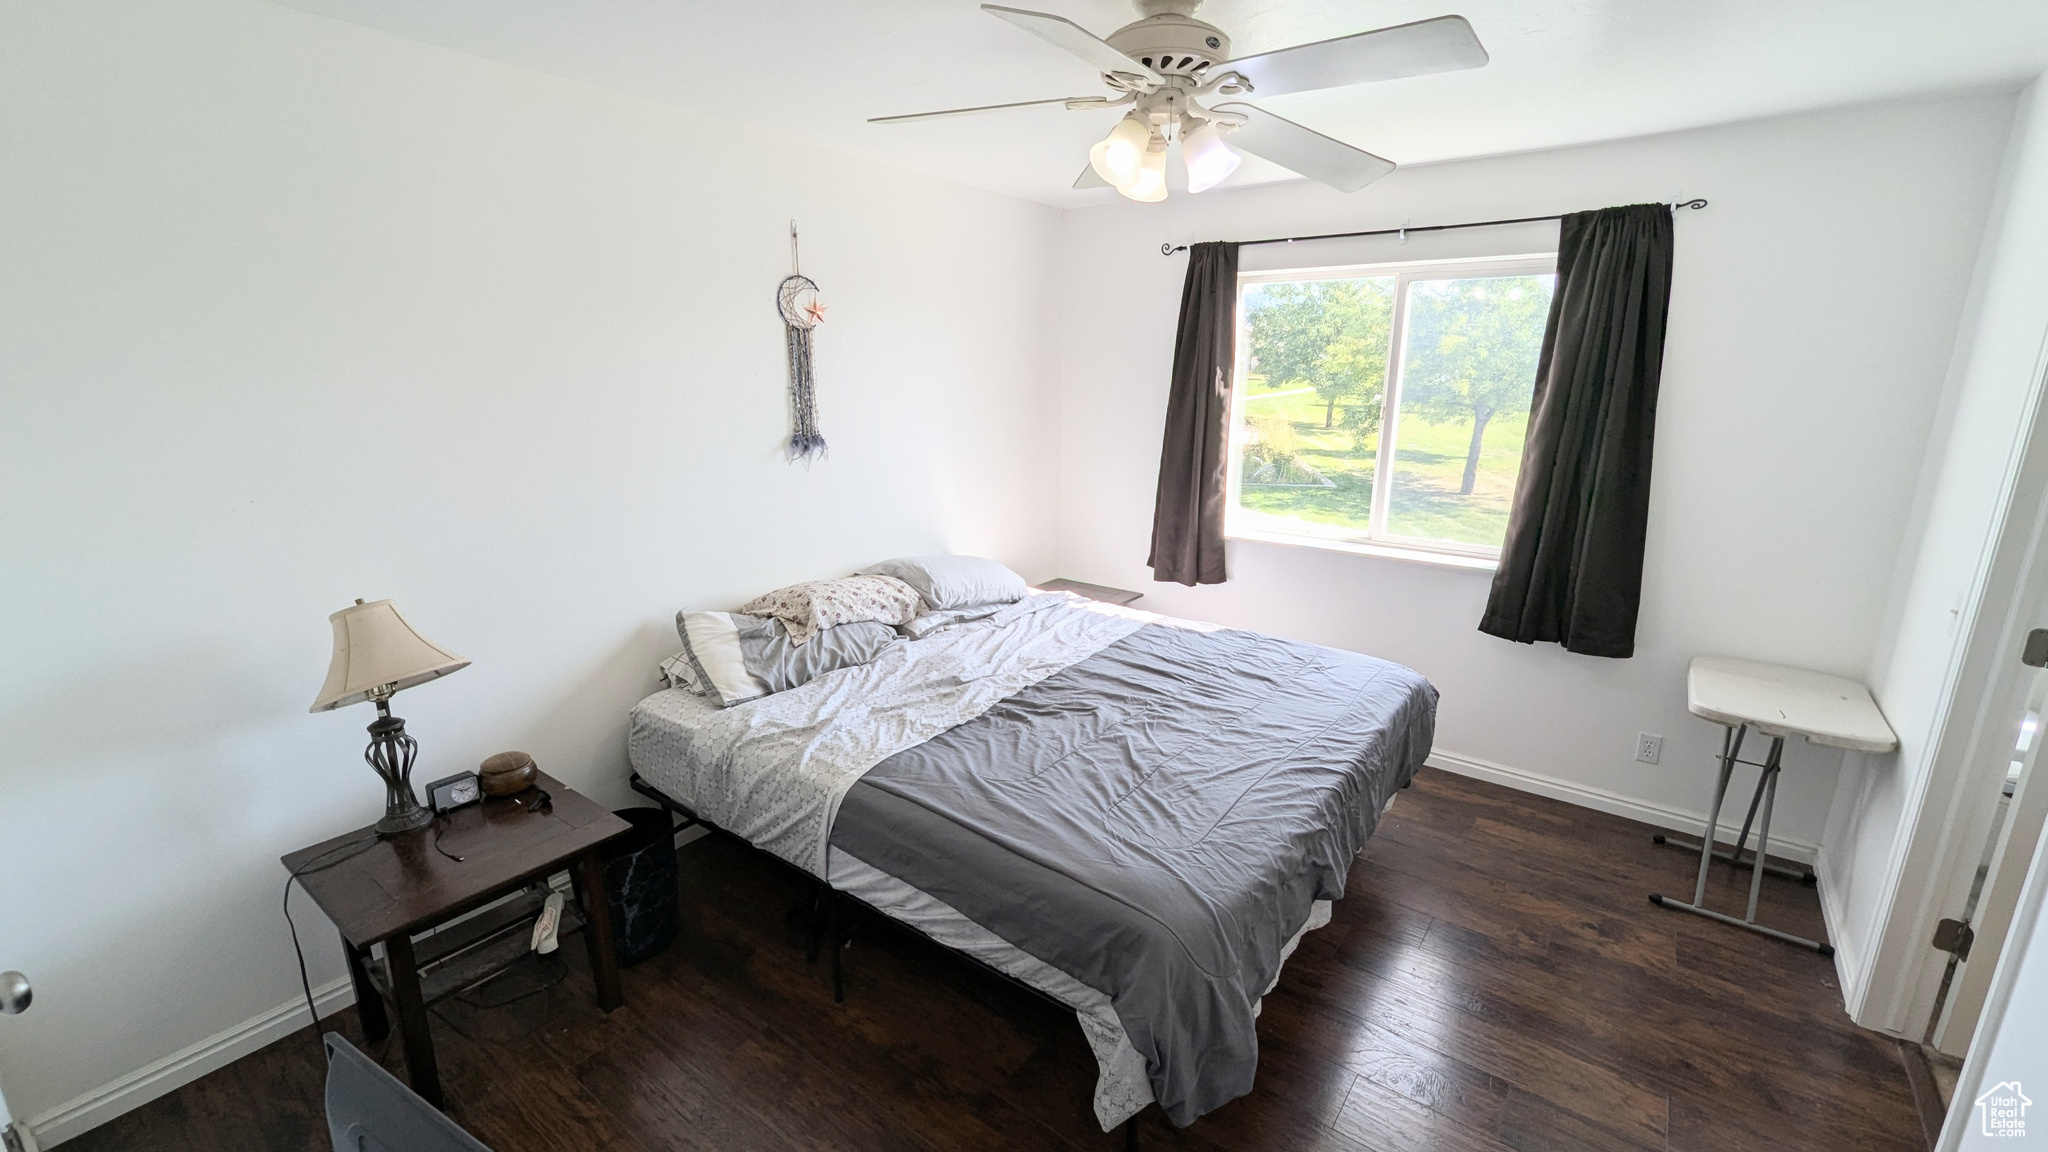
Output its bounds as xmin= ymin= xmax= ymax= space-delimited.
xmin=628 ymin=592 xmax=1149 ymax=876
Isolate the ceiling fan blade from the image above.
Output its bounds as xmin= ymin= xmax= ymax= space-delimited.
xmin=869 ymin=96 xmax=1093 ymax=124
xmin=982 ymin=5 xmax=1163 ymax=85
xmin=1211 ymin=103 xmax=1395 ymax=193
xmin=1074 ymin=164 xmax=1111 ymax=190
xmin=1223 ymin=15 xmax=1488 ymax=98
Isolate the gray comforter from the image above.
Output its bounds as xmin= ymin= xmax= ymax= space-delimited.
xmin=829 ymin=621 xmax=1437 ymax=1126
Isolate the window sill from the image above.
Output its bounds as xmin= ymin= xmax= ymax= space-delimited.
xmin=1227 ymin=527 xmax=1500 ymax=572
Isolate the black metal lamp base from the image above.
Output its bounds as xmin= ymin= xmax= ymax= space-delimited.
xmin=366 ymin=703 xmax=433 ymax=837
xmin=375 ymin=802 xmax=434 ymax=836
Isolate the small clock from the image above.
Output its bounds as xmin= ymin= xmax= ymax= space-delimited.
xmin=424 ymin=771 xmax=481 ymax=815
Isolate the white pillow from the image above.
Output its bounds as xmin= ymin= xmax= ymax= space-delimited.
xmin=674 ymin=611 xmax=772 ymax=708
xmin=859 ymin=556 xmax=1027 ymax=612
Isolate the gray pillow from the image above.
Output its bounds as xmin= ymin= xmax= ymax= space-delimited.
xmin=675 ymin=610 xmax=898 ymax=708
xmin=858 ymin=555 xmax=1027 ymax=612
xmin=744 ymin=618 xmax=899 ymax=694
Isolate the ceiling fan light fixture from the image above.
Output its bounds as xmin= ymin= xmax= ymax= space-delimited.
xmin=1119 ymin=139 xmax=1169 ymax=202
xmin=1181 ymin=120 xmax=1240 ymax=193
xmin=1091 ymin=114 xmax=1152 ymax=189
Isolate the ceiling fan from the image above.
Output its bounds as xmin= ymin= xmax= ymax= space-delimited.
xmin=870 ymin=0 xmax=1489 ymax=201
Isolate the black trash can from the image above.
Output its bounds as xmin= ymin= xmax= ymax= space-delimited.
xmin=600 ymin=808 xmax=681 ymax=967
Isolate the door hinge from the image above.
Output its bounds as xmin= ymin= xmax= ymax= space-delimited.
xmin=2023 ymin=628 xmax=2048 ymax=668
xmin=4 ymin=1121 xmax=30 ymax=1152
xmin=1933 ymin=917 xmax=1976 ymax=960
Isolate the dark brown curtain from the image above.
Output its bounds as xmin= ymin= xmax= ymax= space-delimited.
xmin=1148 ymin=241 xmax=1240 ymax=586
xmin=1479 ymin=204 xmax=1674 ymax=658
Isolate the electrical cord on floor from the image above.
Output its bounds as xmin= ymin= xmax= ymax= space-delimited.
xmin=283 ymin=834 xmax=382 ymax=1063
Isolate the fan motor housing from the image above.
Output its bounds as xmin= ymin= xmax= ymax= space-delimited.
xmin=1106 ymin=14 xmax=1230 ymax=85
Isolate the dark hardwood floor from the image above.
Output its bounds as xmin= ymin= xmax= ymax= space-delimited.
xmin=68 ymin=768 xmax=1926 ymax=1151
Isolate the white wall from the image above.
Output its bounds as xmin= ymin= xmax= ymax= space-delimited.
xmin=0 ymin=0 xmax=1060 ymax=1138
xmin=1054 ymin=95 xmax=2014 ymax=868
xmin=1823 ymin=77 xmax=2048 ymax=1034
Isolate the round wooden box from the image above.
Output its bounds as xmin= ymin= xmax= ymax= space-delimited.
xmin=479 ymin=750 xmax=538 ymax=797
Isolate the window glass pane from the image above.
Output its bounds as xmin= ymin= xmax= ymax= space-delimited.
xmin=1386 ymin=274 xmax=1555 ymax=548
xmin=1235 ymin=277 xmax=1395 ymax=541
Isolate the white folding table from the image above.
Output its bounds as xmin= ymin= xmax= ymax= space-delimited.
xmin=1648 ymin=657 xmax=1897 ymax=954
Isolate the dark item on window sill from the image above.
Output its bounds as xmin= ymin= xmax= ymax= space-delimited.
xmin=1038 ymin=579 xmax=1143 ymax=607
xmin=479 ymin=750 xmax=539 ymax=797
xmin=280 ymin=772 xmax=630 ymax=1108
xmin=424 ymin=772 xmax=481 ymax=816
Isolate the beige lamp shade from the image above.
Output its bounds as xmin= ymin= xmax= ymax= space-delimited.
xmin=309 ymin=599 xmax=470 ymax=713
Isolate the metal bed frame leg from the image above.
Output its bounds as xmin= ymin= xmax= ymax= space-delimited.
xmin=805 ymin=884 xmax=826 ymax=966
xmin=829 ymin=891 xmax=846 ymax=1004
xmin=1651 ymin=734 xmax=1832 ymax=955
xmin=1123 ymin=1116 xmax=1137 ymax=1150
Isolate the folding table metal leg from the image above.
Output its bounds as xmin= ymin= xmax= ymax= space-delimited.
xmin=1695 ymin=724 xmax=1742 ymax=905
xmin=1744 ymin=744 xmax=1781 ymax=924
xmin=1650 ymin=733 xmax=1832 ymax=955
xmin=1651 ymin=723 xmax=1813 ymax=881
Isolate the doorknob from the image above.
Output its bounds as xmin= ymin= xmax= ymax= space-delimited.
xmin=0 ymin=972 xmax=28 ymax=1015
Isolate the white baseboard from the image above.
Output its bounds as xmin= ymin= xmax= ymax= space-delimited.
xmin=1425 ymin=748 xmax=1822 ymax=865
xmin=1814 ymin=844 xmax=1868 ymax=1015
xmin=24 ymin=977 xmax=354 ymax=1148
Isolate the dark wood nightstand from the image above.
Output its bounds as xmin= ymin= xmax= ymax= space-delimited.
xmin=1038 ymin=578 xmax=1143 ymax=607
xmin=281 ymin=772 xmax=631 ymax=1106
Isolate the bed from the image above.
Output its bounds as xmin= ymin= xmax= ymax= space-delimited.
xmin=627 ymin=591 xmax=1436 ymax=1132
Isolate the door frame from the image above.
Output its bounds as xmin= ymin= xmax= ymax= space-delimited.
xmin=1937 ymin=812 xmax=2048 ymax=1148
xmin=1935 ymin=666 xmax=2048 ymax=1050
xmin=1851 ymin=317 xmax=2048 ymax=1046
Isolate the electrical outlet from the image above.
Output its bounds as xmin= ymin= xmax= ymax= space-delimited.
xmin=1636 ymin=733 xmax=1663 ymax=764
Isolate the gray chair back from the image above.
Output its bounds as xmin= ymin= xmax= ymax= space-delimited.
xmin=324 ymin=1033 xmax=494 ymax=1152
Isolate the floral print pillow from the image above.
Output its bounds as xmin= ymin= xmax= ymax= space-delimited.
xmin=739 ymin=575 xmax=923 ymax=646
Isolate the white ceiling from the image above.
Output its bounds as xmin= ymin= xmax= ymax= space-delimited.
xmin=261 ymin=0 xmax=2048 ymax=207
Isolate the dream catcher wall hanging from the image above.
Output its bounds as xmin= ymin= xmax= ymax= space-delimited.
xmin=777 ymin=222 xmax=828 ymax=464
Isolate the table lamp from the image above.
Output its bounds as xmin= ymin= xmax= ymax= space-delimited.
xmin=310 ymin=599 xmax=470 ymax=835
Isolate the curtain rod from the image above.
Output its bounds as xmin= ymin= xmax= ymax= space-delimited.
xmin=1159 ymin=199 xmax=1709 ymax=257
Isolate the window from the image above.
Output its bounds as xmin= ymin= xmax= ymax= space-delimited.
xmin=1228 ymin=254 xmax=1557 ymax=564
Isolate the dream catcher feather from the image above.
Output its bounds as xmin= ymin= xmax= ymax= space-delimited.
xmin=778 ymin=222 xmax=828 ymax=463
